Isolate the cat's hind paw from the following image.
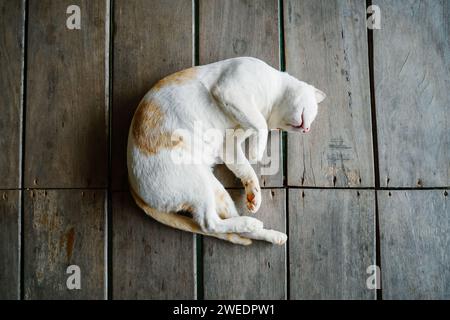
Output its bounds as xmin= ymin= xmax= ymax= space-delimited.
xmin=264 ymin=230 xmax=288 ymax=245
xmin=271 ymin=231 xmax=288 ymax=245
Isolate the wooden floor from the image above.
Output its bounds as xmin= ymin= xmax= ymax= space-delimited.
xmin=0 ymin=0 xmax=448 ymax=300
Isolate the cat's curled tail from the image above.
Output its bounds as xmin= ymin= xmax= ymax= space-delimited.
xmin=129 ymin=186 xmax=253 ymax=245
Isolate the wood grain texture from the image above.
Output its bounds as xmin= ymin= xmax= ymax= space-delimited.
xmin=0 ymin=191 xmax=20 ymax=300
xmin=199 ymin=0 xmax=283 ymax=188
xmin=112 ymin=191 xmax=195 ymax=299
xmin=285 ymin=0 xmax=374 ymax=188
xmin=112 ymin=0 xmax=193 ymax=191
xmin=25 ymin=0 xmax=107 ymax=188
xmin=111 ymin=0 xmax=195 ymax=300
xmin=289 ymin=189 xmax=376 ymax=299
xmin=374 ymin=0 xmax=449 ymax=187
xmin=379 ymin=190 xmax=449 ymax=299
xmin=24 ymin=189 xmax=105 ymax=299
xmin=204 ymin=189 xmax=286 ymax=299
xmin=0 ymin=0 xmax=24 ymax=188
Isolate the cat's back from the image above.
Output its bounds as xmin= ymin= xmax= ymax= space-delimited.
xmin=128 ymin=59 xmax=250 ymax=163
xmin=128 ymin=57 xmax=277 ymax=158
xmin=147 ymin=57 xmax=276 ymax=94
xmin=130 ymin=58 xmax=270 ymax=131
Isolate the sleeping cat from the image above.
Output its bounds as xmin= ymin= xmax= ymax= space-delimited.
xmin=127 ymin=57 xmax=325 ymax=245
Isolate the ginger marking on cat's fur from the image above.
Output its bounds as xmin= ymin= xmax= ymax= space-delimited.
xmin=178 ymin=203 xmax=195 ymax=215
xmin=130 ymin=185 xmax=252 ymax=245
xmin=132 ymin=100 xmax=184 ymax=155
xmin=214 ymin=190 xmax=231 ymax=219
xmin=153 ymin=67 xmax=198 ymax=91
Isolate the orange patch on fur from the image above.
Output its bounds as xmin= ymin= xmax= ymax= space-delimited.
xmin=179 ymin=203 xmax=195 ymax=214
xmin=152 ymin=67 xmax=198 ymax=91
xmin=214 ymin=190 xmax=230 ymax=219
xmin=132 ymin=99 xmax=183 ymax=155
xmin=247 ymin=193 xmax=255 ymax=203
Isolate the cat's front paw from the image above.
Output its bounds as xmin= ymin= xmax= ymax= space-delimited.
xmin=244 ymin=179 xmax=261 ymax=213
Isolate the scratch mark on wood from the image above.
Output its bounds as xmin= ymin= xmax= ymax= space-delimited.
xmin=399 ymin=51 xmax=411 ymax=75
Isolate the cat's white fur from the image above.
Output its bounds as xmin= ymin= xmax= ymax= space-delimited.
xmin=127 ymin=57 xmax=325 ymax=245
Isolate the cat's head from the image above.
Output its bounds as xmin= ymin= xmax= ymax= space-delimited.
xmin=269 ymin=81 xmax=326 ymax=133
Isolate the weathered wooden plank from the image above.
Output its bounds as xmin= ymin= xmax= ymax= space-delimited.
xmin=0 ymin=191 xmax=20 ymax=300
xmin=374 ymin=0 xmax=449 ymax=187
xmin=285 ymin=0 xmax=374 ymax=187
xmin=112 ymin=0 xmax=193 ymax=191
xmin=25 ymin=0 xmax=107 ymax=188
xmin=199 ymin=0 xmax=283 ymax=188
xmin=111 ymin=0 xmax=195 ymax=300
xmin=112 ymin=191 xmax=195 ymax=299
xmin=0 ymin=0 xmax=24 ymax=188
xmin=379 ymin=190 xmax=449 ymax=299
xmin=0 ymin=0 xmax=24 ymax=300
xmin=24 ymin=189 xmax=105 ymax=299
xmin=289 ymin=189 xmax=376 ymax=299
xmin=204 ymin=189 xmax=286 ymax=299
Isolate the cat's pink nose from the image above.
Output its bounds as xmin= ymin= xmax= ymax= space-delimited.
xmin=303 ymin=127 xmax=310 ymax=133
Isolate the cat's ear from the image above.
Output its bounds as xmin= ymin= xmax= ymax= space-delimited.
xmin=314 ymin=88 xmax=326 ymax=104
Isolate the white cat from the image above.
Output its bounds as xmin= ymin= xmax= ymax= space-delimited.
xmin=127 ymin=57 xmax=325 ymax=245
